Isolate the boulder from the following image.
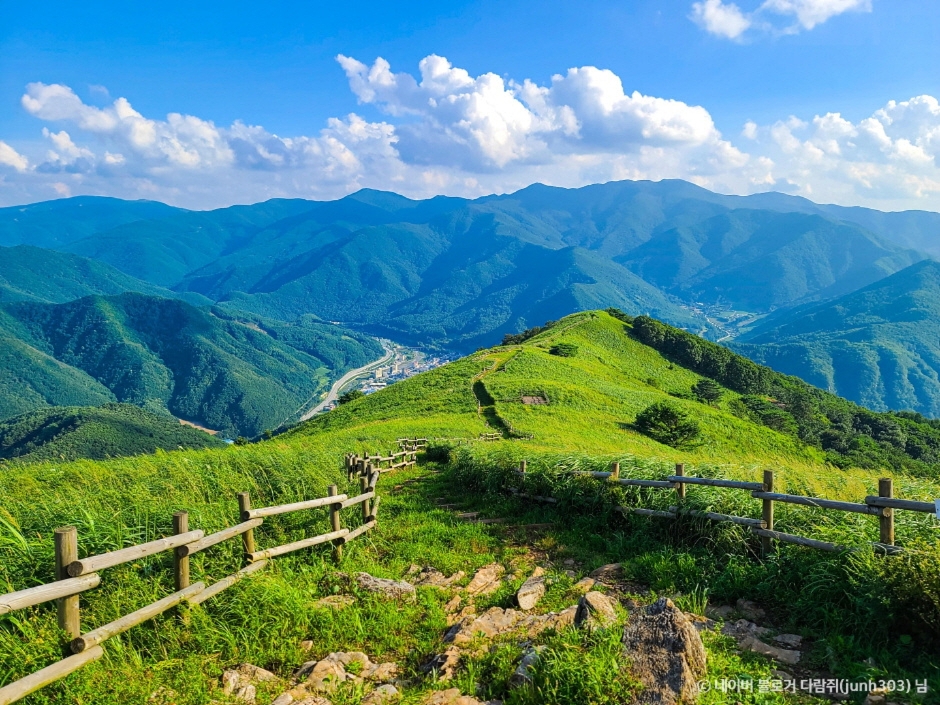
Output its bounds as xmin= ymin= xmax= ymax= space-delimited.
xmin=738 ymin=636 xmax=800 ymax=666
xmin=516 ymin=568 xmax=546 ymax=610
xmin=523 ymin=605 xmax=578 ymax=636
xmin=356 ymin=573 xmax=416 ymax=599
xmin=363 ymin=661 xmax=399 ymax=682
xmin=575 ymin=591 xmax=618 ymax=628
xmin=466 ymin=564 xmax=504 ymax=595
xmin=363 ymin=684 xmax=400 ymax=704
xmin=589 ymin=563 xmax=623 ymax=583
xmin=233 ymin=685 xmax=256 ymax=703
xmin=621 ymin=597 xmax=707 ymax=705
xmin=445 ymin=607 xmax=522 ymax=644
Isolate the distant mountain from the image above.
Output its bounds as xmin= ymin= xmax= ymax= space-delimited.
xmin=0 ymin=293 xmax=384 ymax=436
xmin=733 ymin=260 xmax=940 ymax=416
xmin=0 ymin=403 xmax=226 ymax=463
xmin=0 ymin=245 xmax=211 ymax=306
xmin=2 ymin=180 xmax=936 ymax=351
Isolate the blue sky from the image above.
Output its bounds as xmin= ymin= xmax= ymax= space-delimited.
xmin=1 ymin=0 xmax=939 ymax=210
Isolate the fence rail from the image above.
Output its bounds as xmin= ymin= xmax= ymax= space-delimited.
xmin=516 ymin=461 xmax=937 ymax=556
xmin=0 ymin=451 xmax=405 ymax=705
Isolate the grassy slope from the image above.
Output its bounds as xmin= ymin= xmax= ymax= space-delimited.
xmin=1 ymin=310 xmax=939 ymax=703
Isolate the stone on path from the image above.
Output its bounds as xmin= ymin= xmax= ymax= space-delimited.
xmin=705 ymin=605 xmax=734 ymax=620
xmin=356 ymin=572 xmax=416 ymax=599
xmin=738 ymin=635 xmax=801 ymax=665
xmin=422 ymin=646 xmax=462 ymax=680
xmin=573 ymin=577 xmax=596 ymax=593
xmin=446 ymin=606 xmax=522 ymax=644
xmin=589 ymin=563 xmax=623 ymax=583
xmin=575 ymin=591 xmax=618 ymax=628
xmin=735 ymin=598 xmax=766 ymax=621
xmin=516 ymin=567 xmax=546 ymax=610
xmin=222 ymin=663 xmax=279 ymax=702
xmin=466 ymin=564 xmax=504 ymax=595
xmin=363 ymin=684 xmax=400 ymax=704
xmin=773 ymin=634 xmax=803 ymax=649
xmin=621 ymin=597 xmax=707 ymax=705
xmin=413 ymin=566 xmax=466 ymax=588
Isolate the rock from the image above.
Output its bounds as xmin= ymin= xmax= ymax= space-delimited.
xmin=773 ymin=633 xmax=802 ymax=648
xmin=524 ymin=605 xmax=578 ymax=636
xmin=305 ymin=659 xmax=348 ymax=691
xmin=313 ymin=595 xmax=356 ymax=610
xmin=423 ymin=688 xmax=485 ymax=705
xmin=271 ymin=695 xmax=294 ymax=705
xmin=735 ymin=599 xmax=766 ymax=621
xmin=573 ymin=577 xmax=596 ymax=593
xmin=722 ymin=619 xmax=770 ymax=639
xmin=589 ymin=563 xmax=623 ymax=583
xmin=364 ymin=684 xmax=400 ymax=704
xmin=237 ymin=663 xmax=278 ymax=683
xmin=300 ymin=640 xmax=314 ymax=652
xmin=863 ymin=693 xmax=887 ymax=705
xmin=621 ymin=597 xmax=707 ymax=705
xmin=407 ymin=564 xmax=422 ymax=575
xmin=363 ymin=662 xmax=399 ymax=681
xmin=446 ymin=607 xmax=523 ymax=644
xmin=516 ymin=568 xmax=546 ymax=610
xmin=222 ymin=671 xmax=240 ymax=695
xmin=564 ymin=570 xmax=576 ymax=579
xmin=705 ymin=605 xmax=734 ymax=620
xmin=444 ymin=595 xmax=462 ymax=614
xmin=466 ymin=564 xmax=504 ymax=595
xmin=509 ymin=646 xmax=543 ymax=688
xmin=575 ymin=591 xmax=618 ymax=628
xmin=234 ymin=685 xmax=256 ymax=703
xmin=328 ymin=651 xmax=371 ymax=669
xmin=685 ymin=613 xmax=718 ymax=632
xmin=563 ymin=559 xmax=576 ymax=566
xmin=422 ymin=646 xmax=462 ymax=680
xmin=738 ymin=636 xmax=801 ymax=665
xmin=414 ymin=566 xmax=465 ymax=588
xmin=356 ymin=573 xmax=416 ymax=599
xmin=294 ymin=699 xmax=332 ymax=705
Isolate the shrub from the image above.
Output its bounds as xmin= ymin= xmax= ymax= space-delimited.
xmin=337 ymin=389 xmax=365 ymax=405
xmin=634 ymin=402 xmax=701 ymax=447
xmin=502 ymin=320 xmax=558 ymax=345
xmin=692 ymin=379 xmax=723 ymax=404
xmin=549 ymin=343 xmax=579 ymax=357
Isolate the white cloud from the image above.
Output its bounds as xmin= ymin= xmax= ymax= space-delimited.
xmin=692 ymin=0 xmax=871 ymax=39
xmin=0 ymin=141 xmax=29 ymax=172
xmin=1 ymin=56 xmax=939 ymax=213
xmin=691 ymin=0 xmax=752 ymax=40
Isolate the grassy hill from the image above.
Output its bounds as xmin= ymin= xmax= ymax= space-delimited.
xmin=0 ymin=403 xmax=226 ymax=462
xmin=0 ymin=293 xmax=384 ymax=437
xmin=0 ymin=310 xmax=938 ymax=703
xmin=732 ymin=259 xmax=940 ymax=417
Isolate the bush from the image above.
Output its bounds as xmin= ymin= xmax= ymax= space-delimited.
xmin=549 ymin=343 xmax=579 ymax=357
xmin=337 ymin=389 xmax=364 ymax=405
xmin=692 ymin=378 xmax=723 ymax=404
xmin=634 ymin=402 xmax=701 ymax=447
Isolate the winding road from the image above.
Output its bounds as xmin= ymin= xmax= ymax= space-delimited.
xmin=300 ymin=344 xmax=395 ymax=420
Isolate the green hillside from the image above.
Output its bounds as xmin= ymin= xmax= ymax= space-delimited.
xmin=1 ymin=309 xmax=938 ymax=704
xmin=0 ymin=245 xmax=211 ymax=306
xmin=0 ymin=403 xmax=226 ymax=462
xmin=733 ymin=259 xmax=940 ymax=417
xmin=0 ymin=293 xmax=384 ymax=437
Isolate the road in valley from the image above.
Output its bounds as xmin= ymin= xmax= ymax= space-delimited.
xmin=300 ymin=344 xmax=395 ymax=420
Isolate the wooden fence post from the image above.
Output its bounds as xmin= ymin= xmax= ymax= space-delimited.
xmin=329 ymin=485 xmax=343 ymax=563
xmin=360 ymin=475 xmax=371 ymax=521
xmin=520 ymin=459 xmax=527 ymax=474
xmin=173 ymin=511 xmax=190 ymax=590
xmin=762 ymin=470 xmax=775 ymax=557
xmin=237 ymin=493 xmax=256 ymax=560
xmin=610 ymin=461 xmax=620 ymax=481
xmin=879 ymin=477 xmax=894 ymax=546
xmin=54 ymin=527 xmax=80 ymax=651
xmin=674 ymin=463 xmax=686 ymax=500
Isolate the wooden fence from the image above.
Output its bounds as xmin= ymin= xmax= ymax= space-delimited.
xmin=513 ymin=460 xmax=937 ymax=555
xmin=0 ymin=458 xmax=395 ymax=705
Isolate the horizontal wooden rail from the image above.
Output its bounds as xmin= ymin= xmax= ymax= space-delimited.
xmin=243 ymin=494 xmax=348 ymax=521
xmin=753 ymin=492 xmax=881 ymax=515
xmin=247 ymin=528 xmax=349 ymax=562
xmin=617 ymin=478 xmax=674 ymax=488
xmin=71 ymin=582 xmax=205 ymax=653
xmin=751 ymin=528 xmax=843 ymax=553
xmin=67 ymin=530 xmax=205 ymax=577
xmin=188 ymin=560 xmax=267 ymax=606
xmin=340 ymin=520 xmax=376 ymax=544
xmin=668 ymin=476 xmax=764 ymax=491
xmin=0 ymin=574 xmax=100 ymax=616
xmin=0 ymin=646 xmax=104 ymax=705
xmin=669 ymin=507 xmax=765 ymax=528
xmin=619 ymin=507 xmax=676 ymax=519
xmin=865 ymin=496 xmax=935 ymax=513
xmin=340 ymin=491 xmax=376 ymax=509
xmin=177 ymin=519 xmax=264 ymax=557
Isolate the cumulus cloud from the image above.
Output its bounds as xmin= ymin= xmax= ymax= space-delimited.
xmin=0 ymin=55 xmax=939 ymax=212
xmin=692 ymin=0 xmax=871 ymax=39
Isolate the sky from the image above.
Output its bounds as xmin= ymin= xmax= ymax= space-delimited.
xmin=1 ymin=0 xmax=939 ymax=211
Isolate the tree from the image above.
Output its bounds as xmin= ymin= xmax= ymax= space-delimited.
xmin=692 ymin=379 xmax=722 ymax=404
xmin=634 ymin=402 xmax=701 ymax=447
xmin=549 ymin=343 xmax=579 ymax=357
xmin=338 ymin=389 xmax=365 ymax=405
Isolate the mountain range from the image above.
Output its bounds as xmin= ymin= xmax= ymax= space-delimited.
xmin=2 ymin=177 xmax=940 ymax=424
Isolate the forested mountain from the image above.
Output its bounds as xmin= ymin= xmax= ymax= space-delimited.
xmin=732 ymin=260 xmax=940 ymax=417
xmin=0 ymin=293 xmax=383 ymax=436
xmin=0 ymin=403 xmax=226 ymax=462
